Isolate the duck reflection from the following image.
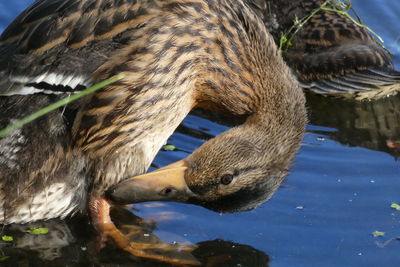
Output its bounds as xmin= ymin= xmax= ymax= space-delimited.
xmin=0 ymin=220 xmax=76 ymax=263
xmin=0 ymin=206 xmax=269 ymax=266
xmin=306 ymin=92 xmax=400 ymax=158
xmin=193 ymin=239 xmax=269 ymax=267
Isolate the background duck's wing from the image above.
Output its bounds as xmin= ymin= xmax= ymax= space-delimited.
xmin=257 ymin=0 xmax=400 ymax=99
xmin=299 ymin=67 xmax=400 ymax=99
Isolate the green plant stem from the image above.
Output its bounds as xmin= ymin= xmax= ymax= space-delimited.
xmin=321 ymin=7 xmax=384 ymax=43
xmin=0 ymin=73 xmax=125 ymax=138
xmin=279 ymin=0 xmax=389 ymax=54
xmin=280 ymin=0 xmax=331 ymax=51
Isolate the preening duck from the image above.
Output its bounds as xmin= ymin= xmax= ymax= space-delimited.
xmin=107 ymin=0 xmax=400 ymax=213
xmin=0 ymin=0 xmax=306 ymax=263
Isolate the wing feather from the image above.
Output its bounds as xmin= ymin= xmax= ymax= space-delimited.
xmin=257 ymin=0 xmax=399 ymax=98
xmin=0 ymin=0 xmax=146 ymax=96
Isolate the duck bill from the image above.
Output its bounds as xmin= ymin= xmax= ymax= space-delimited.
xmin=107 ymin=159 xmax=196 ymax=204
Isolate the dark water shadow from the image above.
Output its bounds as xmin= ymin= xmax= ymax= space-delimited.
xmin=306 ymin=92 xmax=400 ymax=159
xmin=0 ymin=207 xmax=270 ymax=266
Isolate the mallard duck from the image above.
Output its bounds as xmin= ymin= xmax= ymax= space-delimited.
xmin=104 ymin=0 xmax=400 ymax=213
xmin=249 ymin=0 xmax=400 ymax=99
xmin=0 ymin=0 xmax=306 ymax=263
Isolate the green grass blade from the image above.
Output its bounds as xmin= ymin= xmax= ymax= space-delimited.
xmin=279 ymin=0 xmax=389 ymax=54
xmin=0 ymin=73 xmax=125 ymax=138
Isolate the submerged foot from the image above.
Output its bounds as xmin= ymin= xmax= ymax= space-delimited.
xmin=88 ymin=196 xmax=200 ymax=265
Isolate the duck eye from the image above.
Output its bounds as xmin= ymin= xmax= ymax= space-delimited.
xmin=220 ymin=174 xmax=234 ymax=185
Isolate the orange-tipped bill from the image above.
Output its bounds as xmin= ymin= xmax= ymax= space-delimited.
xmin=107 ymin=159 xmax=196 ymax=204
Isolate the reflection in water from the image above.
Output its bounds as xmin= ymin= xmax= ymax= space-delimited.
xmin=306 ymin=92 xmax=400 ymax=158
xmin=193 ymin=240 xmax=269 ymax=267
xmin=0 ymin=207 xmax=269 ymax=266
xmin=4 ymin=221 xmax=74 ymax=261
xmin=0 ymin=218 xmax=88 ymax=266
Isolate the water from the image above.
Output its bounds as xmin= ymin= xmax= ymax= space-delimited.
xmin=0 ymin=1 xmax=399 ymax=266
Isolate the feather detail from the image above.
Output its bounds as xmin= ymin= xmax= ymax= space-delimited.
xmin=300 ymin=67 xmax=400 ymax=99
xmin=255 ymin=0 xmax=400 ymax=98
xmin=0 ymin=73 xmax=91 ymax=96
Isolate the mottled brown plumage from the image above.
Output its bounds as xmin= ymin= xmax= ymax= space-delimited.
xmin=0 ymin=0 xmax=306 ymax=263
xmin=253 ymin=0 xmax=400 ymax=99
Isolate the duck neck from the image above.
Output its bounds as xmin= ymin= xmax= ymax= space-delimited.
xmin=241 ymin=69 xmax=307 ymax=168
xmin=198 ymin=0 xmax=307 ymax=161
xmin=247 ymin=48 xmax=307 ymax=141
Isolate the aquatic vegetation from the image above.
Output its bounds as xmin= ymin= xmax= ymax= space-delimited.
xmin=372 ymin=231 xmax=385 ymax=237
xmin=279 ymin=0 xmax=387 ymax=53
xmin=0 ymin=256 xmax=10 ymax=262
xmin=163 ymin=145 xmax=176 ymax=151
xmin=27 ymin=227 xmax=49 ymax=235
xmin=390 ymin=203 xmax=400 ymax=211
xmin=1 ymin=235 xmax=13 ymax=242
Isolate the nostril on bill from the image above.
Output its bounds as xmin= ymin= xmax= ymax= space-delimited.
xmin=159 ymin=187 xmax=175 ymax=196
xmin=106 ymin=186 xmax=125 ymax=203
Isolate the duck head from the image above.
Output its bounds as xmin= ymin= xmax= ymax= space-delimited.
xmin=107 ymin=114 xmax=304 ymax=213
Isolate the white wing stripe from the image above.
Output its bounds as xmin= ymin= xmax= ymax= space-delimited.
xmin=1 ymin=73 xmax=92 ymax=96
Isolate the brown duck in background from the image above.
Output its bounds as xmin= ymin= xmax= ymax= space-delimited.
xmin=248 ymin=0 xmax=400 ymax=99
xmin=0 ymin=0 xmax=306 ymax=263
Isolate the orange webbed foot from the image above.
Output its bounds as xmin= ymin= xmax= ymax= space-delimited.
xmin=88 ymin=196 xmax=200 ymax=266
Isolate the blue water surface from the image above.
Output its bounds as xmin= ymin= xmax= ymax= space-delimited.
xmin=0 ymin=1 xmax=399 ymax=267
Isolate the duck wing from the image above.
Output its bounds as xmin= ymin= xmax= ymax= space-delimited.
xmin=0 ymin=0 xmax=165 ymax=151
xmin=257 ymin=0 xmax=400 ymax=99
xmin=0 ymin=0 xmax=166 ymax=223
xmin=0 ymin=0 xmax=142 ymax=96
